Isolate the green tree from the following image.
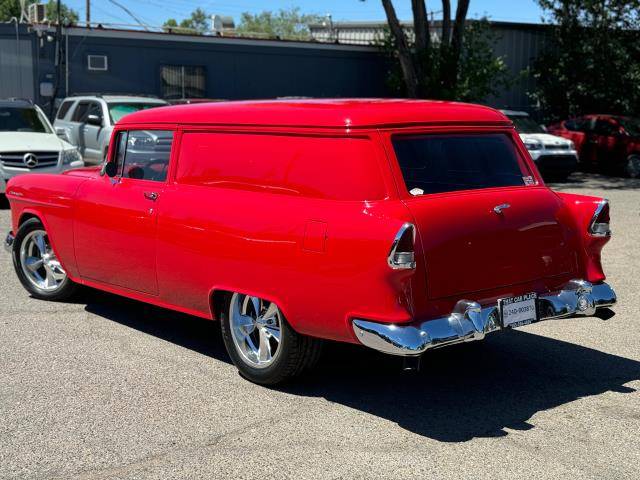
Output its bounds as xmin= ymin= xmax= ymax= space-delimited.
xmin=163 ymin=7 xmax=209 ymax=34
xmin=533 ymin=0 xmax=640 ymax=121
xmin=235 ymin=7 xmax=323 ymax=40
xmin=0 ymin=0 xmax=78 ymax=24
xmin=45 ymin=0 xmax=78 ymax=24
xmin=379 ymin=1 xmax=509 ymax=101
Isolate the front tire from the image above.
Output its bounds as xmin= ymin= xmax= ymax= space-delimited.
xmin=220 ymin=292 xmax=322 ymax=385
xmin=12 ymin=218 xmax=77 ymax=301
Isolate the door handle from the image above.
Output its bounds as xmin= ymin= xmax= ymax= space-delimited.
xmin=493 ymin=203 xmax=510 ymax=214
xmin=144 ymin=191 xmax=159 ymax=201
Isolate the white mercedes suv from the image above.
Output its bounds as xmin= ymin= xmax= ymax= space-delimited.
xmin=0 ymin=99 xmax=83 ymax=195
xmin=501 ymin=110 xmax=578 ymax=181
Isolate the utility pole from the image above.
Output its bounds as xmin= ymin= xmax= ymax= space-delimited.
xmin=86 ymin=0 xmax=90 ymax=25
xmin=50 ymin=0 xmax=63 ymax=117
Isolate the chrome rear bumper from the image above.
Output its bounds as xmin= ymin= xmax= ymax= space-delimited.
xmin=352 ymin=280 xmax=616 ymax=357
xmin=4 ymin=231 xmax=14 ymax=253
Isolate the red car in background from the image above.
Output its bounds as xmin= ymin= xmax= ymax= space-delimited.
xmin=548 ymin=114 xmax=640 ymax=178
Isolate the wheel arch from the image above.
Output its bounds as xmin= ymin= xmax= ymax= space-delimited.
xmin=18 ymin=211 xmax=43 ymax=227
xmin=208 ymin=286 xmax=295 ymax=329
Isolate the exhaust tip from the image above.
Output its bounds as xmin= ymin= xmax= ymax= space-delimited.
xmin=402 ymin=355 xmax=422 ymax=372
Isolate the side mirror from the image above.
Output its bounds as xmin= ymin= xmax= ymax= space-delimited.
xmin=540 ymin=125 xmax=548 ymax=132
xmin=101 ymin=161 xmax=118 ymax=177
xmin=55 ymin=127 xmax=71 ymax=142
xmin=86 ymin=114 xmax=103 ymax=127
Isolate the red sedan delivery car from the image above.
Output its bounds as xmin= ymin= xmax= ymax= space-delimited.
xmin=548 ymin=114 xmax=640 ymax=178
xmin=4 ymin=100 xmax=617 ymax=385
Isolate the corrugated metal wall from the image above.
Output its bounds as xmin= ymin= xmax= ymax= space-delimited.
xmin=487 ymin=24 xmax=551 ymax=114
xmin=0 ymin=36 xmax=34 ymax=100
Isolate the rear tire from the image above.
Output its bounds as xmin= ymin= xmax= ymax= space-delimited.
xmin=220 ymin=292 xmax=322 ymax=385
xmin=12 ymin=218 xmax=78 ymax=301
xmin=625 ymin=155 xmax=640 ymax=178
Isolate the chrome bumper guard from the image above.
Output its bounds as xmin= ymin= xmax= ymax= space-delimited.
xmin=4 ymin=231 xmax=14 ymax=253
xmin=352 ymin=280 xmax=616 ymax=357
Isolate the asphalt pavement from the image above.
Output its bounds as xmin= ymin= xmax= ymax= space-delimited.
xmin=1 ymin=172 xmax=639 ymax=479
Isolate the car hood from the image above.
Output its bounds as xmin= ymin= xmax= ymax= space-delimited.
xmin=519 ymin=133 xmax=573 ymax=146
xmin=0 ymin=132 xmax=72 ymax=151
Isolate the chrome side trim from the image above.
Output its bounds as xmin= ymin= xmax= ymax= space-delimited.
xmin=4 ymin=231 xmax=15 ymax=253
xmin=589 ymin=199 xmax=611 ymax=237
xmin=352 ymin=280 xmax=617 ymax=357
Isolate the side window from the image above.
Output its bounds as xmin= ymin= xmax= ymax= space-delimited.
xmin=56 ymin=100 xmax=74 ymax=120
xmin=594 ymin=119 xmax=618 ymax=136
xmin=86 ymin=102 xmax=103 ymax=121
xmin=122 ymin=130 xmax=173 ymax=182
xmin=72 ymin=101 xmax=90 ymax=122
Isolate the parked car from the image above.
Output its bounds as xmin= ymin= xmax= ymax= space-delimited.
xmin=0 ymin=99 xmax=83 ymax=196
xmin=501 ymin=110 xmax=578 ymax=181
xmin=166 ymin=98 xmax=223 ymax=105
xmin=53 ymin=95 xmax=168 ymax=165
xmin=4 ymin=100 xmax=617 ymax=385
xmin=548 ymin=114 xmax=640 ymax=178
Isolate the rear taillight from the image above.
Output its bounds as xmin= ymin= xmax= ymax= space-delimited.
xmin=388 ymin=223 xmax=416 ymax=269
xmin=589 ymin=200 xmax=611 ymax=237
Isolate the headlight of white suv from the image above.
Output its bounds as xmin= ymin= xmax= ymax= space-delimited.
xmin=61 ymin=148 xmax=82 ymax=165
xmin=524 ymin=140 xmax=543 ymax=151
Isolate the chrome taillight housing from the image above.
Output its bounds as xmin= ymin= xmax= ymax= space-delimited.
xmin=388 ymin=223 xmax=416 ymax=269
xmin=589 ymin=200 xmax=611 ymax=237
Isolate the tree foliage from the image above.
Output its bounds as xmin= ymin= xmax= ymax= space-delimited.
xmin=0 ymin=0 xmax=78 ymax=24
xmin=532 ymin=0 xmax=640 ymax=121
xmin=379 ymin=1 xmax=509 ymax=101
xmin=235 ymin=7 xmax=323 ymax=40
xmin=163 ymin=7 xmax=209 ymax=35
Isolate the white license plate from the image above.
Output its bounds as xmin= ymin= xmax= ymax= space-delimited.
xmin=499 ymin=293 xmax=538 ymax=329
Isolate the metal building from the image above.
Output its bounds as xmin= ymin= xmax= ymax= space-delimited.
xmin=1 ymin=20 xmax=550 ymax=115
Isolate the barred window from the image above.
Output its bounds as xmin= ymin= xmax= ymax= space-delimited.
xmin=160 ymin=65 xmax=206 ymax=99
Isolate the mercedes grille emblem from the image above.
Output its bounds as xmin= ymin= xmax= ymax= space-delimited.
xmin=23 ymin=153 xmax=38 ymax=168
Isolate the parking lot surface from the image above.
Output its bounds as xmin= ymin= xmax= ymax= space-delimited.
xmin=1 ymin=173 xmax=639 ymax=480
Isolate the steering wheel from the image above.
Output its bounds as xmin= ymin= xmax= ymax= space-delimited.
xmin=143 ymin=158 xmax=169 ymax=181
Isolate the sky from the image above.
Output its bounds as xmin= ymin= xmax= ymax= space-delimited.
xmin=63 ymin=1 xmax=546 ymax=29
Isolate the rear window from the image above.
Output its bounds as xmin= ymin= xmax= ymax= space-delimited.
xmin=176 ymin=132 xmax=386 ymax=201
xmin=392 ymin=133 xmax=532 ymax=195
xmin=108 ymin=103 xmax=165 ymax=123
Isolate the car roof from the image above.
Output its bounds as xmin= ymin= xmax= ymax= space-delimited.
xmin=0 ymin=99 xmax=35 ymax=108
xmin=117 ymin=98 xmax=510 ymax=128
xmin=63 ymin=95 xmax=168 ymax=104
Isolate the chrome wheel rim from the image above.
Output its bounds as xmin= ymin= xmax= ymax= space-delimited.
xmin=229 ymin=293 xmax=282 ymax=369
xmin=627 ymin=156 xmax=640 ymax=178
xmin=19 ymin=229 xmax=67 ymax=292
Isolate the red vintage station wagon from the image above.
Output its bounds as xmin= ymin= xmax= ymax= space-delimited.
xmin=4 ymin=99 xmax=617 ymax=385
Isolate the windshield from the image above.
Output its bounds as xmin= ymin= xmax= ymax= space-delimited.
xmin=108 ymin=103 xmax=166 ymax=123
xmin=508 ymin=115 xmax=545 ymax=134
xmin=618 ymin=117 xmax=640 ymax=137
xmin=0 ymin=107 xmax=52 ymax=133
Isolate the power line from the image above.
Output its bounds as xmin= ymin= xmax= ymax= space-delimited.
xmin=105 ymin=0 xmax=151 ymax=30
